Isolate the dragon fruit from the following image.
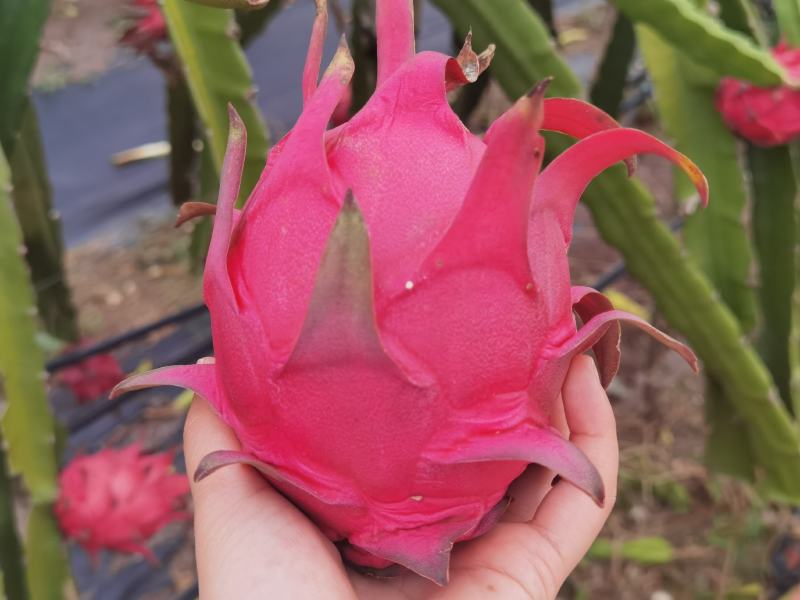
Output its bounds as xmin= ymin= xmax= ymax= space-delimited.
xmin=716 ymin=42 xmax=800 ymax=147
xmin=55 ymin=445 xmax=190 ymax=560
xmin=113 ymin=0 xmax=707 ymax=584
xmin=120 ymin=0 xmax=168 ymax=55
xmin=55 ymin=342 xmax=125 ymax=403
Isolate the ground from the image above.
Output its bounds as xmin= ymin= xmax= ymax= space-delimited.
xmin=37 ymin=0 xmax=800 ymax=598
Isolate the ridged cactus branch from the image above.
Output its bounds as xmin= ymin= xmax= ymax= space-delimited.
xmin=162 ymin=0 xmax=269 ymax=206
xmin=590 ymin=11 xmax=636 ymax=118
xmin=166 ymin=78 xmax=197 ymax=207
xmin=775 ymin=0 xmax=800 ymax=46
xmin=581 ymin=163 xmax=800 ymax=499
xmin=748 ymin=146 xmax=797 ymax=411
xmin=0 ymin=0 xmax=51 ymax=154
xmin=789 ymin=143 xmax=800 ymax=418
xmin=775 ymin=0 xmax=800 ymax=421
xmin=637 ymin=7 xmax=763 ymax=473
xmin=0 ymin=147 xmax=70 ymax=598
xmin=637 ymin=25 xmax=757 ymax=334
xmin=0 ymin=435 xmax=28 ymax=600
xmin=8 ymin=102 xmax=78 ymax=341
xmin=1 ymin=0 xmax=77 ymax=342
xmin=434 ymin=0 xmax=800 ymax=500
xmin=608 ymin=0 xmax=787 ymax=85
xmin=717 ymin=0 xmax=769 ymax=44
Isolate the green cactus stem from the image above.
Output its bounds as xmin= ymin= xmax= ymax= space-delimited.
xmin=0 ymin=146 xmax=70 ymax=600
xmin=433 ymin=0 xmax=800 ymax=500
xmin=8 ymin=102 xmax=78 ymax=342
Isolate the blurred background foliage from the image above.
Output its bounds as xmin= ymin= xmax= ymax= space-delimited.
xmin=2 ymin=0 xmax=800 ymax=597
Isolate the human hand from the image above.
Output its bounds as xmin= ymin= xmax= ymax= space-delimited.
xmin=183 ymin=354 xmax=618 ymax=599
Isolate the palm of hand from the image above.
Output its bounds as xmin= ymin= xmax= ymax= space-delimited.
xmin=185 ymin=356 xmax=617 ymax=600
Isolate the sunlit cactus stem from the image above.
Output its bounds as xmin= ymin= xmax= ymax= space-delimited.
xmin=0 ymin=145 xmax=71 ymax=600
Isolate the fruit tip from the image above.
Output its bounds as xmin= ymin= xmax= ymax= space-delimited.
xmin=324 ymin=36 xmax=354 ymax=80
xmin=226 ymin=104 xmax=246 ymax=140
xmin=527 ymin=76 xmax=554 ymax=99
xmin=108 ymin=380 xmax=126 ymax=400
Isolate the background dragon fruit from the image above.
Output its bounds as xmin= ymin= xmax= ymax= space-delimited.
xmin=119 ymin=0 xmax=168 ymax=56
xmin=55 ymin=341 xmax=125 ymax=403
xmin=114 ymin=0 xmax=707 ymax=584
xmin=716 ymin=42 xmax=800 ymax=147
xmin=55 ymin=445 xmax=190 ymax=560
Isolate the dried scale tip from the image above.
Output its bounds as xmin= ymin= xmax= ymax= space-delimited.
xmin=55 ymin=445 xmax=190 ymax=560
xmin=112 ymin=0 xmax=707 ymax=586
xmin=448 ymin=30 xmax=495 ymax=89
xmin=528 ymin=76 xmax=554 ymax=97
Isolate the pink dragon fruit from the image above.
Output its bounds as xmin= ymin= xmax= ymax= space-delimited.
xmin=114 ymin=0 xmax=707 ymax=584
xmin=55 ymin=445 xmax=190 ymax=560
xmin=120 ymin=0 xmax=168 ymax=55
xmin=716 ymin=42 xmax=800 ymax=147
xmin=55 ymin=342 xmax=125 ymax=403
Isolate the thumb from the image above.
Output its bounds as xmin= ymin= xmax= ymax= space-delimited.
xmin=184 ymin=396 xmax=355 ymax=599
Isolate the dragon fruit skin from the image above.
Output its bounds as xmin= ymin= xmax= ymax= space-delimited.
xmin=716 ymin=43 xmax=800 ymax=147
xmin=55 ymin=445 xmax=190 ymax=560
xmin=113 ymin=0 xmax=707 ymax=584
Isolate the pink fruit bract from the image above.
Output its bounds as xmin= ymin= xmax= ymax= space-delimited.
xmin=113 ymin=0 xmax=707 ymax=584
xmin=716 ymin=43 xmax=800 ymax=147
xmin=55 ymin=445 xmax=190 ymax=560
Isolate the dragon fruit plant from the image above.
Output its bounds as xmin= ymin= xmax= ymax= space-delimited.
xmin=55 ymin=445 xmax=190 ymax=560
xmin=114 ymin=0 xmax=707 ymax=584
xmin=717 ymin=42 xmax=800 ymax=147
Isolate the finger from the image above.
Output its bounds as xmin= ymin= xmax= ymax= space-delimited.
xmin=184 ymin=394 xmax=271 ymax=507
xmin=528 ymin=355 xmax=618 ymax=579
xmin=185 ymin=397 xmax=355 ymax=599
xmin=502 ymin=464 xmax=555 ymax=522
xmin=550 ymin=391 xmax=569 ymax=437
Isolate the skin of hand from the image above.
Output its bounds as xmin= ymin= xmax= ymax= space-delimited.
xmin=184 ymin=354 xmax=618 ymax=599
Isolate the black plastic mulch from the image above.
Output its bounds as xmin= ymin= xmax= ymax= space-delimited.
xmin=53 ymin=310 xmax=211 ymax=598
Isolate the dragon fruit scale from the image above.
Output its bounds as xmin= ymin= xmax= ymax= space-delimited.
xmin=55 ymin=445 xmax=190 ymax=560
xmin=113 ymin=0 xmax=707 ymax=584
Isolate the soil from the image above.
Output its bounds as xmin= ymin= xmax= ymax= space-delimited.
xmin=34 ymin=0 xmax=133 ymax=89
xmin=39 ymin=0 xmax=800 ymax=598
xmin=65 ymin=217 xmax=202 ymax=339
